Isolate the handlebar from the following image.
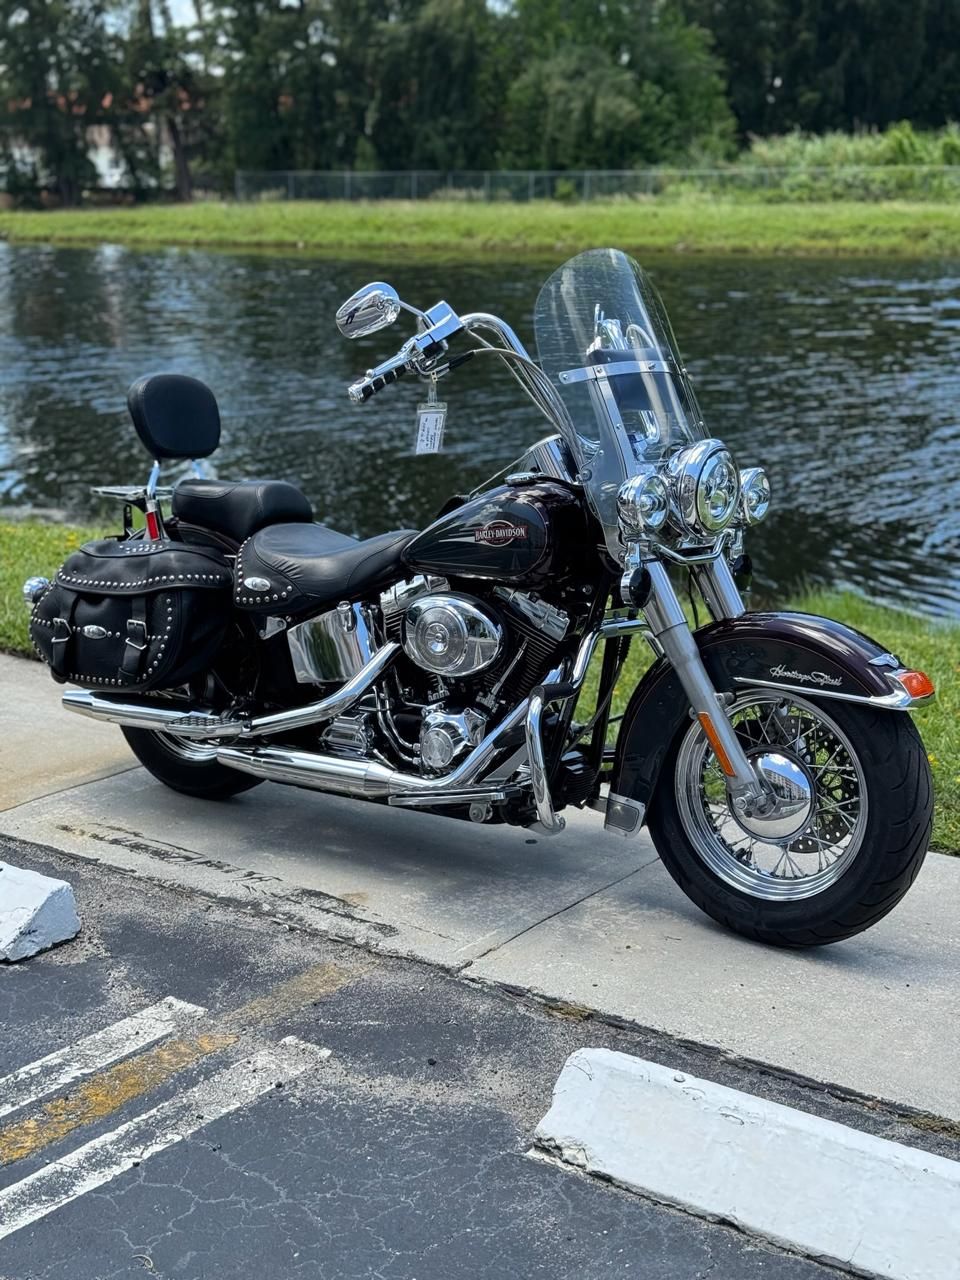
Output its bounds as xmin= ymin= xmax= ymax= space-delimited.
xmin=348 ymin=351 xmax=409 ymax=403
xmin=343 ymin=298 xmax=575 ymax=436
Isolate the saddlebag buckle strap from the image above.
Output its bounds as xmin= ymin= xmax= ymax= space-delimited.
xmin=125 ymin=618 xmax=148 ymax=650
xmin=120 ymin=602 xmax=149 ymax=679
xmin=49 ymin=592 xmax=81 ymax=677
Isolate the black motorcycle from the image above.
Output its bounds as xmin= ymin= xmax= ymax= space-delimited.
xmin=26 ymin=247 xmax=935 ymax=946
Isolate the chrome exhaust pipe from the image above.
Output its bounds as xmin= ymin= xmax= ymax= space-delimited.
xmin=61 ymin=643 xmax=400 ymax=740
xmin=215 ymin=695 xmax=531 ymax=800
xmin=215 ymin=746 xmax=397 ymax=798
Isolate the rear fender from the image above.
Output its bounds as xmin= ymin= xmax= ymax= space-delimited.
xmin=604 ymin=611 xmax=929 ymax=838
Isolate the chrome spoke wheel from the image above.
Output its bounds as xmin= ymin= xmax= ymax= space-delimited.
xmin=675 ymin=692 xmax=868 ymax=902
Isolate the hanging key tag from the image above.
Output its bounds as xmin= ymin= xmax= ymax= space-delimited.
xmin=415 ymin=378 xmax=447 ymax=455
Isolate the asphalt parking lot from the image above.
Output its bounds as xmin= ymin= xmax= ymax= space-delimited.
xmin=1 ymin=836 xmax=899 ymax=1280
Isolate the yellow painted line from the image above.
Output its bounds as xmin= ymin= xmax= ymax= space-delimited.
xmin=0 ymin=961 xmax=360 ymax=1168
xmin=225 ymin=962 xmax=359 ymax=1029
xmin=0 ymin=1032 xmax=236 ymax=1167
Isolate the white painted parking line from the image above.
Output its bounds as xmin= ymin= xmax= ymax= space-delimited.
xmin=534 ymin=1048 xmax=960 ymax=1280
xmin=0 ymin=997 xmax=205 ymax=1120
xmin=0 ymin=1036 xmax=329 ymax=1242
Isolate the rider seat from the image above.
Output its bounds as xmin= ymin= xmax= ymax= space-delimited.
xmin=234 ymin=522 xmax=418 ymax=614
xmin=172 ymin=478 xmax=314 ymax=546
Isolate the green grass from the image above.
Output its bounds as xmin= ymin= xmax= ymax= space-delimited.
xmin=1 ymin=521 xmax=108 ymax=657
xmin=3 ymin=520 xmax=957 ymax=851
xmin=1 ymin=198 xmax=959 ymax=257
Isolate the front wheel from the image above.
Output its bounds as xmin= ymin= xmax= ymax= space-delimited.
xmin=646 ymin=692 xmax=932 ymax=947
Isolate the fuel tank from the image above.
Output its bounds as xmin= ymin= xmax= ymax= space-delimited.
xmin=402 ymin=480 xmax=589 ymax=588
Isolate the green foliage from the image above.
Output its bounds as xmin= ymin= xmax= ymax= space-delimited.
xmin=722 ymin=124 xmax=960 ymax=201
xmin=679 ymin=0 xmax=960 ymax=139
xmin=1 ymin=0 xmax=960 ymax=202
xmin=497 ymin=0 xmax=735 ymax=168
xmin=363 ymin=0 xmax=496 ymax=170
xmin=0 ymin=0 xmax=118 ymax=204
xmin=0 ymin=0 xmax=739 ymax=198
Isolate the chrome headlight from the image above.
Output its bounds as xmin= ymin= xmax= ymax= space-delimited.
xmin=617 ymin=468 xmax=669 ymax=534
xmin=670 ymin=440 xmax=741 ymax=535
xmin=740 ymin=467 xmax=771 ymax=524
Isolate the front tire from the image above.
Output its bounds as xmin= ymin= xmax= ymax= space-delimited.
xmin=646 ymin=692 xmax=932 ymax=947
xmin=121 ymin=727 xmax=263 ymax=800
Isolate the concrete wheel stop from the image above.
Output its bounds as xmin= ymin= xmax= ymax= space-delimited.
xmin=0 ymin=862 xmax=81 ymax=961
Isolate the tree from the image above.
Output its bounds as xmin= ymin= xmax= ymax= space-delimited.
xmin=364 ymin=0 xmax=497 ymax=170
xmin=205 ymin=0 xmax=342 ymax=175
xmin=497 ymin=0 xmax=735 ymax=168
xmin=114 ymin=0 xmax=211 ymax=199
xmin=676 ymin=0 xmax=782 ymax=137
xmin=0 ymin=0 xmax=118 ymax=204
xmin=678 ymin=0 xmax=960 ymax=137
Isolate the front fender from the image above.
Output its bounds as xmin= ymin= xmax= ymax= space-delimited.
xmin=605 ymin=611 xmax=920 ymax=837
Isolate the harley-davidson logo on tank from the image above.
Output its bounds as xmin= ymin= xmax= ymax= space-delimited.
xmin=402 ymin=481 xmax=587 ymax=587
xmin=474 ymin=521 xmax=528 ymax=546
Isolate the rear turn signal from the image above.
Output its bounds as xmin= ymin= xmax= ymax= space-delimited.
xmin=892 ymin=669 xmax=935 ymax=700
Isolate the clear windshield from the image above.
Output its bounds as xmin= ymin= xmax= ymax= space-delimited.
xmin=534 ymin=248 xmax=706 ymax=557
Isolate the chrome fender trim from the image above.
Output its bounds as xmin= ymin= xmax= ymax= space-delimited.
xmin=731 ymin=674 xmax=933 ymax=710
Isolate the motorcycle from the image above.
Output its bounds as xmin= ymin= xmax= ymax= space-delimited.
xmin=25 ymin=247 xmax=935 ymax=947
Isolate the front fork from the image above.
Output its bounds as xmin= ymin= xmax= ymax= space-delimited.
xmin=622 ymin=548 xmax=766 ymax=807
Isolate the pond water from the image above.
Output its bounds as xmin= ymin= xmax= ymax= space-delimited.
xmin=0 ymin=244 xmax=957 ymax=617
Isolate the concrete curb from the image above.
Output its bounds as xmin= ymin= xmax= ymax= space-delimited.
xmin=0 ymin=862 xmax=81 ymax=961
xmin=534 ymin=1047 xmax=960 ymax=1280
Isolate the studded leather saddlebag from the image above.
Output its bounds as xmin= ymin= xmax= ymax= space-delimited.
xmin=29 ymin=538 xmax=232 ymax=691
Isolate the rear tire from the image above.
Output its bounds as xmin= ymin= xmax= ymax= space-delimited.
xmin=646 ymin=693 xmax=932 ymax=947
xmin=121 ymin=727 xmax=263 ymax=800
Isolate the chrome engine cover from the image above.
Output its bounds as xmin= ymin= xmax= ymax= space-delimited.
xmin=403 ymin=594 xmax=502 ymax=677
xmin=420 ymin=707 xmax=487 ymax=774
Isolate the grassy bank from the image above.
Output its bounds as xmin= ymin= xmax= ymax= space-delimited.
xmin=3 ymin=520 xmax=956 ymax=852
xmin=0 ymin=198 xmax=959 ymax=257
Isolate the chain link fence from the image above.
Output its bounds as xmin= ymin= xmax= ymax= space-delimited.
xmin=235 ymin=165 xmax=960 ymax=203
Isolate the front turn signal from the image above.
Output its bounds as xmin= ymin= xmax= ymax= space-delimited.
xmin=891 ymin=669 xmax=936 ymax=701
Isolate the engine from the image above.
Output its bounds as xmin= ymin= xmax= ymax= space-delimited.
xmin=403 ymin=594 xmax=503 ymax=677
xmin=377 ymin=579 xmax=570 ymax=778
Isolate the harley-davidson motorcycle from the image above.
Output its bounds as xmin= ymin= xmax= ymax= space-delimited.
xmin=25 ymin=248 xmax=935 ymax=947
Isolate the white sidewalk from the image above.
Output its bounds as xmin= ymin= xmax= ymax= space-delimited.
xmin=3 ymin=653 xmax=958 ymax=1121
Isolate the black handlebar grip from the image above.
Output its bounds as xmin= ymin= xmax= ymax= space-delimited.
xmin=363 ymin=364 xmax=407 ymax=399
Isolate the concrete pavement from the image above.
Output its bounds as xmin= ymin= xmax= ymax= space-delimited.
xmin=4 ymin=838 xmax=877 ymax=1280
xmin=0 ymin=654 xmax=132 ymax=810
xmin=2 ymin=653 xmax=959 ymax=1124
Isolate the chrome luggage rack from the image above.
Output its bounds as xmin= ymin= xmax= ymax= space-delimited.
xmin=90 ymin=485 xmax=176 ymax=505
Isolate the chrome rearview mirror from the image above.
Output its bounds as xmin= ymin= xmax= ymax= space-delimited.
xmin=336 ymin=282 xmax=402 ymax=339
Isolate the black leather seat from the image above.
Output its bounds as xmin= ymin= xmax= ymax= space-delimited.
xmin=172 ymin=478 xmax=314 ymax=546
xmin=234 ymin=522 xmax=418 ymax=614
